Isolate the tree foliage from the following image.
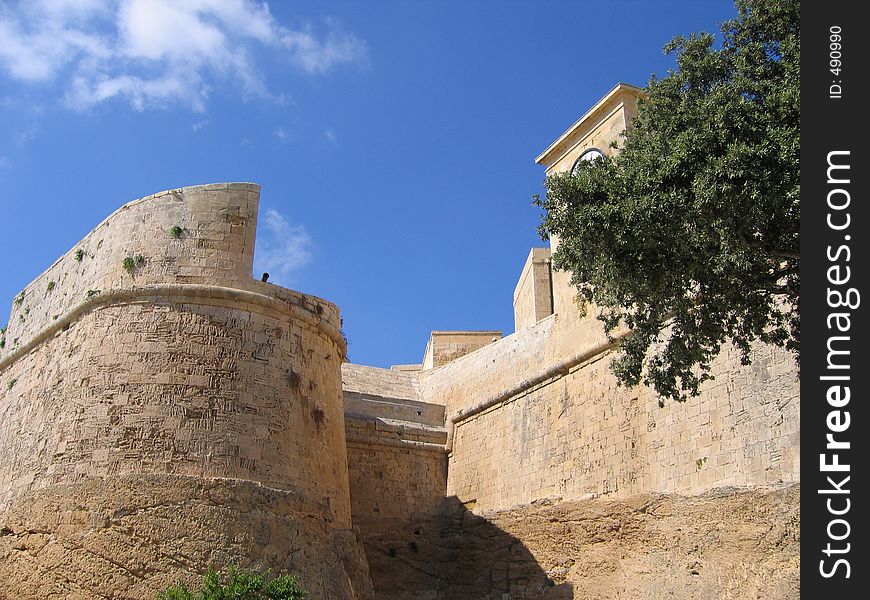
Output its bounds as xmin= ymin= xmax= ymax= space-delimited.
xmin=158 ymin=565 xmax=307 ymax=600
xmin=536 ymin=0 xmax=799 ymax=402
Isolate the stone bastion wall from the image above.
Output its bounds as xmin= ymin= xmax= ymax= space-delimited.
xmin=421 ymin=313 xmax=800 ymax=513
xmin=341 ymin=309 xmax=799 ymax=599
xmin=0 ymin=183 xmax=372 ymax=599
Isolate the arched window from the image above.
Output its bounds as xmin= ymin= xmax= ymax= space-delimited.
xmin=571 ymin=148 xmax=604 ymax=175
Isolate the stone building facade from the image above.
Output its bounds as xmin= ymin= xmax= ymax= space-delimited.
xmin=0 ymin=84 xmax=799 ymax=599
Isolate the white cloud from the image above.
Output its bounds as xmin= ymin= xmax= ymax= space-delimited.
xmin=324 ymin=129 xmax=337 ymax=143
xmin=0 ymin=10 xmax=109 ymax=82
xmin=274 ymin=127 xmax=288 ymax=141
xmin=280 ymin=26 xmax=368 ymax=74
xmin=0 ymin=0 xmax=367 ymax=111
xmin=14 ymin=123 xmax=39 ymax=146
xmin=253 ymin=208 xmax=312 ymax=286
xmin=191 ymin=119 xmax=209 ymax=132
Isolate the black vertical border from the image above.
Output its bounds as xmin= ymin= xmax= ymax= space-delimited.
xmin=801 ymin=1 xmax=868 ymax=595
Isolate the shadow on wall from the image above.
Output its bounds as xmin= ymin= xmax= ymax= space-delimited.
xmin=357 ymin=496 xmax=573 ymax=600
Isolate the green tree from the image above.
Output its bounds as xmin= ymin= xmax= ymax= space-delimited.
xmin=158 ymin=564 xmax=307 ymax=600
xmin=536 ymin=0 xmax=799 ymax=402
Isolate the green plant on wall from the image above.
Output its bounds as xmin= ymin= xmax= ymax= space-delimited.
xmin=47 ymin=280 xmax=56 ymax=292
xmin=13 ymin=292 xmax=24 ymax=306
xmin=158 ymin=565 xmax=307 ymax=600
xmin=74 ymin=248 xmax=85 ymax=262
xmin=122 ymin=255 xmax=145 ymax=274
xmin=170 ymin=225 xmax=185 ymax=239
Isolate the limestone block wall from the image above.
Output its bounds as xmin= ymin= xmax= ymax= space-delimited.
xmin=420 ymin=315 xmax=799 ymax=513
xmin=0 ymin=299 xmax=348 ymax=518
xmin=0 ymin=183 xmax=371 ymax=599
xmin=543 ymin=94 xmax=639 ymax=175
xmin=345 ymin=426 xmax=448 ymax=519
xmin=513 ymin=247 xmax=553 ymax=331
xmin=421 ymin=331 xmax=502 ymax=370
xmin=0 ymin=183 xmax=338 ymax=360
xmin=340 ymin=363 xmax=448 ymax=598
xmin=420 ymin=314 xmax=603 ymax=419
xmin=342 ymin=364 xmax=447 ymax=520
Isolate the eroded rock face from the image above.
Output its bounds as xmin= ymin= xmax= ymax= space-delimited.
xmin=356 ymin=485 xmax=799 ymax=600
xmin=0 ymin=475 xmax=372 ymax=599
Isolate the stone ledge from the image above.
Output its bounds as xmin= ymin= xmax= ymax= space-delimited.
xmin=0 ymin=283 xmax=346 ymax=373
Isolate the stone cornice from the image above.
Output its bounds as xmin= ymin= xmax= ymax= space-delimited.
xmin=0 ymin=283 xmax=346 ymax=372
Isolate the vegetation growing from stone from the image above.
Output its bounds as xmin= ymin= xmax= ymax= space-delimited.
xmin=158 ymin=565 xmax=307 ymax=600
xmin=122 ymin=255 xmax=145 ymax=274
xmin=535 ymin=0 xmax=798 ymax=402
xmin=287 ymin=369 xmax=302 ymax=392
xmin=74 ymin=248 xmax=85 ymax=262
xmin=171 ymin=225 xmax=185 ymax=239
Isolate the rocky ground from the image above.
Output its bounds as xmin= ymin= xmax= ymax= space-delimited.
xmin=0 ymin=481 xmax=799 ymax=599
xmin=357 ymin=484 xmax=799 ymax=600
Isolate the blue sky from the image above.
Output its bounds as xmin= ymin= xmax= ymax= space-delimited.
xmin=1 ymin=0 xmax=737 ymax=368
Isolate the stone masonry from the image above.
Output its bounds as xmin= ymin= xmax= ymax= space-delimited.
xmin=0 ymin=183 xmax=371 ymax=599
xmin=0 ymin=84 xmax=799 ymax=599
xmin=343 ymin=84 xmax=799 ymax=599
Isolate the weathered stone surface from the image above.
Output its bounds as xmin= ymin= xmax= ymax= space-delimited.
xmin=513 ymin=247 xmax=553 ymax=331
xmin=341 ymin=83 xmax=799 ymax=599
xmin=438 ymin=328 xmax=799 ymax=511
xmin=342 ymin=363 xmax=422 ymax=403
xmin=347 ymin=428 xmax=447 ymax=520
xmin=0 ymin=183 xmax=370 ymax=598
xmin=357 ymin=485 xmax=799 ymax=600
xmin=343 ymin=363 xmax=448 ymax=523
xmin=421 ymin=332 xmax=502 ymax=370
xmin=0 ymin=475 xmax=372 ymax=599
xmin=1 ymin=83 xmax=800 ymax=600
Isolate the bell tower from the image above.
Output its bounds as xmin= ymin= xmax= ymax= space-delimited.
xmin=525 ymin=83 xmax=644 ymax=325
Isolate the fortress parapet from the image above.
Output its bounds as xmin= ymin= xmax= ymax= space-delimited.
xmin=0 ymin=183 xmax=371 ymax=599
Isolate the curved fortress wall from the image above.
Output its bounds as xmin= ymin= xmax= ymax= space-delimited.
xmin=0 ymin=184 xmax=372 ymax=599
